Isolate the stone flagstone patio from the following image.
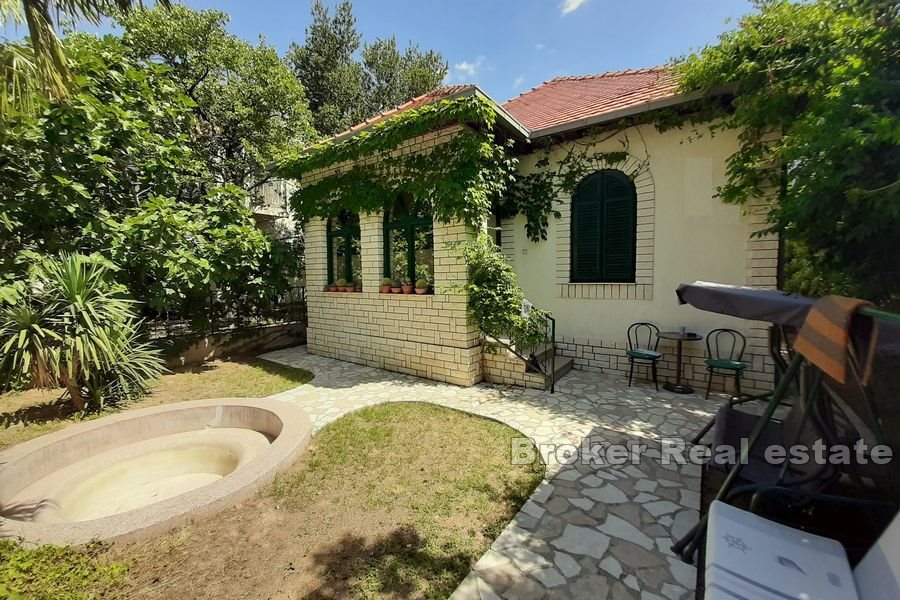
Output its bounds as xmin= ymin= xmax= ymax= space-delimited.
xmin=260 ymin=345 xmax=723 ymax=599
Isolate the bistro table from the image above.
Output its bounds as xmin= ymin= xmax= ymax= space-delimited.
xmin=658 ymin=330 xmax=704 ymax=394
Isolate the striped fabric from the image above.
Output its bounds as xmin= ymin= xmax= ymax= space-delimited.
xmin=794 ymin=295 xmax=879 ymax=385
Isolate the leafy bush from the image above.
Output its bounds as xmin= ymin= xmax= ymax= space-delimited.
xmin=101 ymin=189 xmax=278 ymax=315
xmin=0 ymin=34 xmax=301 ymax=323
xmin=460 ymin=233 xmax=548 ymax=348
xmin=0 ymin=539 xmax=127 ymax=600
xmin=675 ymin=0 xmax=900 ymax=301
xmin=0 ymin=254 xmax=165 ymax=411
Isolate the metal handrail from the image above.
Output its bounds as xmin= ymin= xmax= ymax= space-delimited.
xmin=484 ymin=310 xmax=558 ymax=392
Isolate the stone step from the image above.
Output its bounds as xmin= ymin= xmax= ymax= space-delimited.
xmin=523 ymin=355 xmax=574 ymax=390
xmin=553 ymin=356 xmax=574 ymax=381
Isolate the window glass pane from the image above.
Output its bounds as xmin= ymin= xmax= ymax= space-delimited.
xmin=413 ymin=225 xmax=434 ymax=282
xmin=388 ymin=228 xmax=409 ymax=281
xmin=350 ymin=240 xmax=362 ymax=283
xmin=332 ymin=234 xmax=356 ymax=281
xmin=329 ymin=211 xmax=360 ymax=283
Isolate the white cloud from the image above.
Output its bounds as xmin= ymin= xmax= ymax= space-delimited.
xmin=535 ymin=43 xmax=545 ymax=50
xmin=513 ymin=75 xmax=525 ymax=89
xmin=560 ymin=0 xmax=588 ymax=15
xmin=452 ymin=55 xmax=486 ymax=81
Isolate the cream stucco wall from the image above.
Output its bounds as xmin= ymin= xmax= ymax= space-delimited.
xmin=504 ymin=123 xmax=779 ymax=392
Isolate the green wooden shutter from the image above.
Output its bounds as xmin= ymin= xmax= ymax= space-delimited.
xmin=570 ymin=171 xmax=636 ymax=283
xmin=571 ymin=174 xmax=602 ymax=282
xmin=600 ymin=172 xmax=636 ymax=282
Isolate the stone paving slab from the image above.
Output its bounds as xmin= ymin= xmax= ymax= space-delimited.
xmin=259 ymin=346 xmax=723 ymax=599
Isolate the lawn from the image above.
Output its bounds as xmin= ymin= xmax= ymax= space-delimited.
xmin=0 ymin=359 xmax=314 ymax=451
xmin=57 ymin=402 xmax=540 ymax=600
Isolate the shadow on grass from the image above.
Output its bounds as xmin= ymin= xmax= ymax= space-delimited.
xmin=0 ymin=394 xmax=75 ymax=429
xmin=305 ymin=525 xmax=471 ymax=600
xmin=246 ymin=357 xmax=315 ymax=386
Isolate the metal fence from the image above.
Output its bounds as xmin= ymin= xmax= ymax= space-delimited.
xmin=146 ymin=285 xmax=307 ymax=340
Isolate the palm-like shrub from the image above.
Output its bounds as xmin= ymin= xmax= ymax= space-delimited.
xmin=0 ymin=253 xmax=165 ymax=410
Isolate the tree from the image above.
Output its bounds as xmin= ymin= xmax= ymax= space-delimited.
xmin=287 ymin=0 xmax=447 ymax=135
xmin=0 ymin=34 xmax=285 ymax=317
xmin=0 ymin=33 xmax=200 ymax=269
xmin=675 ymin=0 xmax=899 ymax=302
xmin=120 ymin=5 xmax=316 ymax=190
xmin=101 ymin=190 xmax=278 ymax=315
xmin=361 ymin=37 xmax=448 ymax=117
xmin=0 ymin=253 xmax=165 ymax=410
xmin=0 ymin=0 xmax=169 ymax=116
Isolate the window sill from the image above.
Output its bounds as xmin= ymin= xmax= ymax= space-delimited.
xmin=557 ymin=282 xmax=653 ymax=301
xmin=378 ymin=292 xmax=434 ymax=298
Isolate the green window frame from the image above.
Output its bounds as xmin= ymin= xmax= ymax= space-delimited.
xmin=326 ymin=210 xmax=360 ymax=284
xmin=383 ymin=193 xmax=434 ymax=283
xmin=570 ymin=169 xmax=637 ymax=283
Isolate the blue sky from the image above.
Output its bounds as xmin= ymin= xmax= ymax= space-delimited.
xmin=5 ymin=0 xmax=753 ymax=102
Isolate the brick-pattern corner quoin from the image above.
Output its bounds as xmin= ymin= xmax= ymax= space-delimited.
xmin=554 ymin=153 xmax=655 ymax=301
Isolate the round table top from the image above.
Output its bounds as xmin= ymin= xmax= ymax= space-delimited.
xmin=658 ymin=331 xmax=704 ymax=342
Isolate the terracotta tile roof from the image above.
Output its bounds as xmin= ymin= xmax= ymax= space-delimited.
xmin=502 ymin=67 xmax=679 ymax=133
xmin=331 ymin=84 xmax=476 ymax=141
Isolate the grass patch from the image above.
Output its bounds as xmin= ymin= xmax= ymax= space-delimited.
xmin=0 ymin=540 xmax=127 ymax=600
xmin=116 ymin=402 xmax=544 ymax=599
xmin=0 ymin=358 xmax=313 ymax=451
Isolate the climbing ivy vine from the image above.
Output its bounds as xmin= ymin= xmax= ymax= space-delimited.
xmin=277 ymin=94 xmax=705 ymax=342
xmin=278 ymin=95 xmax=516 ymax=229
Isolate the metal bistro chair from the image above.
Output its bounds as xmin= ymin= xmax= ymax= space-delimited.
xmin=626 ymin=322 xmax=662 ymax=391
xmin=704 ymin=328 xmax=749 ymax=399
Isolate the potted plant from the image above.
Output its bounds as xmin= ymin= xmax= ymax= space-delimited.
xmin=390 ymin=278 xmax=402 ymax=294
xmin=327 ymin=282 xmax=337 ymax=292
xmin=415 ymin=278 xmax=430 ymax=295
xmin=336 ymin=278 xmax=347 ymax=292
xmin=345 ymin=279 xmax=354 ymax=292
xmin=380 ymin=277 xmax=392 ymax=293
xmin=401 ymin=277 xmax=414 ymax=294
xmin=354 ymin=281 xmax=362 ymax=292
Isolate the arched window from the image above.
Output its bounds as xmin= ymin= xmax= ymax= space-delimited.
xmin=327 ymin=210 xmax=361 ymax=284
xmin=383 ymin=192 xmax=434 ymax=284
xmin=570 ymin=170 xmax=637 ymax=283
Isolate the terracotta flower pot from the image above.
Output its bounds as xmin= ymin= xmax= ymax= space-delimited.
xmin=380 ymin=285 xmax=391 ymax=293
xmin=328 ymin=286 xmax=337 ymax=292
xmin=390 ymin=287 xmax=402 ymax=294
xmin=401 ymin=285 xmax=414 ymax=294
xmin=415 ymin=287 xmax=428 ymax=295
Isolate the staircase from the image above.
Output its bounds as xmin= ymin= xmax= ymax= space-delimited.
xmin=482 ymin=313 xmax=573 ymax=392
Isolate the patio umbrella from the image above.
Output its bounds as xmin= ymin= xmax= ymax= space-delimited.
xmin=675 ymin=281 xmax=900 ymax=350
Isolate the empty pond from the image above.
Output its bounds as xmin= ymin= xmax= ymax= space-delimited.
xmin=0 ymin=398 xmax=311 ymax=545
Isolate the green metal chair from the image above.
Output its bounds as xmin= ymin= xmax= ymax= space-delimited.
xmin=626 ymin=322 xmax=662 ymax=391
xmin=704 ymin=328 xmax=749 ymax=399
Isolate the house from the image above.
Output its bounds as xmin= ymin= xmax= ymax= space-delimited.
xmin=281 ymin=68 xmax=779 ymax=393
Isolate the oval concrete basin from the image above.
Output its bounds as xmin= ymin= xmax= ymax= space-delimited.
xmin=0 ymin=398 xmax=311 ymax=545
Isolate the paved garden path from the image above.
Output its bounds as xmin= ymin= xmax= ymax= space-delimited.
xmin=260 ymin=346 xmax=722 ymax=600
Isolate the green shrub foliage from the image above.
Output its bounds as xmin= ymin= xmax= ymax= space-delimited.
xmin=675 ymin=0 xmax=899 ymax=301
xmin=461 ymin=233 xmax=549 ymax=347
xmin=0 ymin=254 xmax=165 ymax=410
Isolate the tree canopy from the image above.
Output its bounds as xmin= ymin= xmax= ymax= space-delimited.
xmin=0 ymin=34 xmax=294 ymax=316
xmin=0 ymin=0 xmax=170 ymax=116
xmin=120 ymin=5 xmax=316 ymax=190
xmin=675 ymin=0 xmax=899 ymax=302
xmin=287 ymin=0 xmax=448 ymax=135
